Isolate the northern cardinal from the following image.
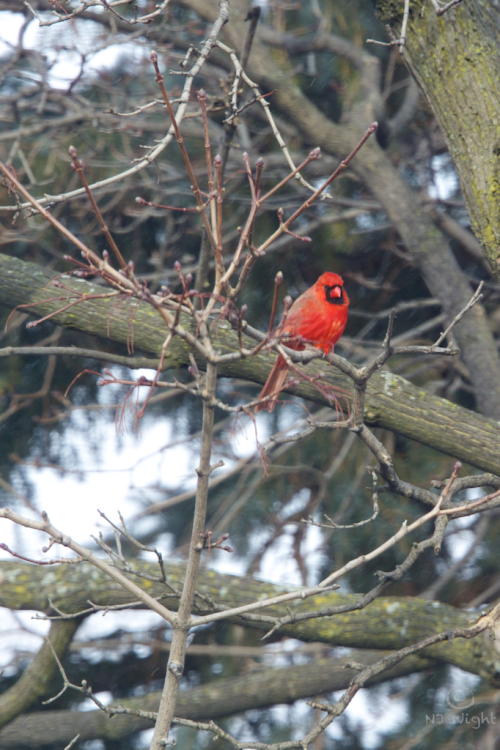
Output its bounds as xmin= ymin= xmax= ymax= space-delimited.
xmin=255 ymin=272 xmax=349 ymax=413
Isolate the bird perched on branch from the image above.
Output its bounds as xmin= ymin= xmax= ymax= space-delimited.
xmin=255 ymin=272 xmax=349 ymax=413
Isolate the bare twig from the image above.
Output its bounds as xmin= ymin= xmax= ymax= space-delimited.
xmin=0 ymin=508 xmax=176 ymax=625
xmin=432 ymin=282 xmax=484 ymax=347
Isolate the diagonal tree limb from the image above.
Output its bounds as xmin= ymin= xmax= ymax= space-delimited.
xmin=0 ymin=253 xmax=499 ymax=474
xmin=0 ymin=619 xmax=79 ymax=730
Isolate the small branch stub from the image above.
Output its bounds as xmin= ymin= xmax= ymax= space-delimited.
xmin=168 ymin=661 xmax=183 ymax=677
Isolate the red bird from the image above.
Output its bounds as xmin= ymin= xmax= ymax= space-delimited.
xmin=255 ymin=272 xmax=349 ymax=413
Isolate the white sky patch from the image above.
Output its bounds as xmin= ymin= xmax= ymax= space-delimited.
xmin=258 ymin=518 xmax=323 ymax=587
xmin=318 ymin=685 xmax=411 ymax=748
xmin=79 ymin=690 xmax=113 ymax=712
xmin=0 ymin=12 xmax=26 ymax=56
xmin=435 ymin=666 xmax=481 ymax=712
xmin=262 ymin=685 xmax=410 ymax=748
xmin=0 ymin=610 xmax=49 ymax=671
xmin=0 ymin=11 xmax=149 ymax=89
xmin=445 ymin=487 xmax=486 ymax=563
xmin=1 ymin=412 xmax=193 ymax=560
xmin=76 ymin=609 xmax=165 ymax=642
xmin=134 ymin=728 xmax=154 ymax=749
xmin=428 ymin=154 xmax=458 ymax=200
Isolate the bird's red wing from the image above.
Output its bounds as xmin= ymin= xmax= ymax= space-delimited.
xmin=281 ymin=291 xmax=326 ymax=347
xmin=326 ymin=313 xmax=348 ymax=345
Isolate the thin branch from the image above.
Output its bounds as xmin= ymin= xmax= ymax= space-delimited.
xmin=433 ymin=282 xmax=484 ymax=347
xmin=0 ymin=508 xmax=177 ymax=625
xmin=0 ymin=345 xmax=164 ymax=369
xmin=150 ymin=359 xmax=217 ymax=747
xmin=1 ymin=5 xmax=228 ymax=212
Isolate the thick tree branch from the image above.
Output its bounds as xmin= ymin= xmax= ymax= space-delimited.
xmin=0 ymin=561 xmax=498 ymax=683
xmin=0 ymin=619 xmax=79 ymax=730
xmin=0 ymin=253 xmax=499 ymax=474
xmin=0 ymin=650 xmax=432 ymax=748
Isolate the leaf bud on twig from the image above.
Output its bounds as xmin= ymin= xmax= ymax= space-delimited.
xmin=275 ymin=271 xmax=283 ymax=286
xmin=197 ymin=89 xmax=207 ymax=101
xmin=68 ymin=146 xmax=83 ymax=170
xmin=284 ymin=295 xmax=293 ymax=311
xmin=102 ymin=250 xmax=109 ymax=260
xmin=185 ymin=273 xmax=193 ymax=286
xmin=135 ymin=196 xmax=146 ymax=204
xmin=213 ymin=154 xmax=222 ymax=167
xmin=255 ymin=157 xmax=264 ymax=169
xmin=309 ymin=147 xmax=321 ymax=159
xmin=174 ymin=260 xmax=182 ymax=272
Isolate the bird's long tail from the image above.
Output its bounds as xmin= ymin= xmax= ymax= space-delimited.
xmin=255 ymin=356 xmax=289 ymax=413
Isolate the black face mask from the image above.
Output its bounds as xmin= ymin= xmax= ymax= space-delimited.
xmin=324 ymin=284 xmax=344 ymax=305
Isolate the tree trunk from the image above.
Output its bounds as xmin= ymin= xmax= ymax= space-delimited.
xmin=375 ymin=0 xmax=500 ymax=274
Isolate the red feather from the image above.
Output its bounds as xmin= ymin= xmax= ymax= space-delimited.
xmin=255 ymin=273 xmax=349 ymax=413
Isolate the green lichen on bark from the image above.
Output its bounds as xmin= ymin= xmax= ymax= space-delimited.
xmin=1 ymin=561 xmax=500 ymax=684
xmin=1 ymin=253 xmax=500 ymax=472
xmin=374 ymin=0 xmax=500 ymax=271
